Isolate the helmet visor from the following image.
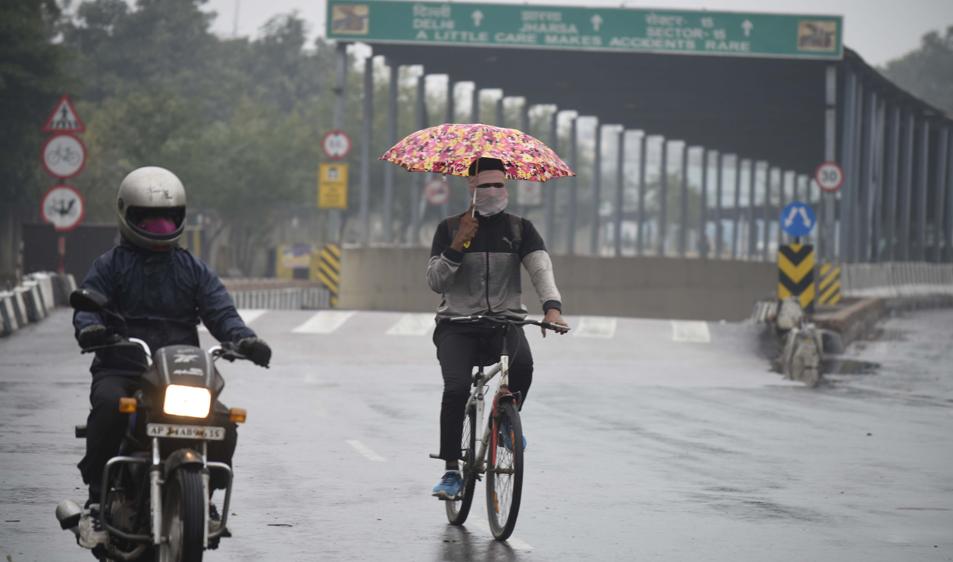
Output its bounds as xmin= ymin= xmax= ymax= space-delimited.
xmin=126 ymin=206 xmax=185 ymax=240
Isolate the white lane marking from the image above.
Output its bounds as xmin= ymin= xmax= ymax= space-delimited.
xmin=469 ymin=521 xmax=533 ymax=551
xmin=345 ymin=439 xmax=386 ymax=462
xmin=571 ymin=316 xmax=617 ymax=338
xmin=199 ymin=309 xmax=268 ymax=333
xmin=671 ymin=320 xmax=711 ymax=343
xmin=386 ymin=313 xmax=435 ymax=336
xmin=292 ymin=310 xmax=355 ymax=334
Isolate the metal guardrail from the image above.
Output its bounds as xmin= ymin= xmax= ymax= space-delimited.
xmin=841 ymin=262 xmax=953 ymax=298
xmin=229 ymin=286 xmax=331 ymax=310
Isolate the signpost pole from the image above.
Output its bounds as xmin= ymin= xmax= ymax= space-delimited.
xmin=331 ymin=42 xmax=347 ymax=245
xmin=567 ymin=116 xmax=578 ymax=256
xmin=359 ymin=55 xmax=373 ymax=247
xmin=714 ymin=151 xmax=723 ymax=258
xmin=636 ymin=133 xmax=647 ymax=256
xmin=57 ymin=236 xmax=65 ymax=274
xmin=657 ymin=138 xmax=668 ymax=257
xmin=614 ymin=129 xmax=625 ymax=258
xmin=591 ymin=123 xmax=602 ymax=256
xmin=838 ymin=71 xmax=856 ymax=263
xmin=699 ymin=149 xmax=709 ymax=258
xmin=822 ymin=65 xmax=837 ymax=262
xmin=545 ymin=108 xmax=558 ymax=245
xmin=383 ymin=62 xmax=398 ymax=244
xmin=747 ymin=160 xmax=757 ymax=260
xmin=678 ymin=144 xmax=689 ymax=258
xmin=732 ymin=155 xmax=742 ymax=259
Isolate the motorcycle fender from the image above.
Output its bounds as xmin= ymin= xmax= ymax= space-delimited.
xmin=163 ymin=448 xmax=204 ymax=479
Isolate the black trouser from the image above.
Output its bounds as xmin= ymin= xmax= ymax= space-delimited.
xmin=434 ymin=321 xmax=533 ymax=461
xmin=80 ymin=374 xmax=237 ymax=501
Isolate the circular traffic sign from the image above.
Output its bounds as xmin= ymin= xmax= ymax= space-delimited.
xmin=780 ymin=201 xmax=816 ymax=238
xmin=424 ymin=178 xmax=450 ymax=205
xmin=814 ymin=161 xmax=844 ymax=193
xmin=41 ymin=184 xmax=85 ymax=232
xmin=41 ymin=133 xmax=86 ymax=179
xmin=322 ymin=130 xmax=352 ymax=160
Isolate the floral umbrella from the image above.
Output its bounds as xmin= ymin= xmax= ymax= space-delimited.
xmin=380 ymin=123 xmax=575 ymax=182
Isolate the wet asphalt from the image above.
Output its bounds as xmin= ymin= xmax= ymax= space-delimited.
xmin=1 ymin=308 xmax=951 ymax=561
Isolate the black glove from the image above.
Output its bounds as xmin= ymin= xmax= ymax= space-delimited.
xmin=236 ymin=337 xmax=271 ymax=367
xmin=77 ymin=324 xmax=117 ymax=349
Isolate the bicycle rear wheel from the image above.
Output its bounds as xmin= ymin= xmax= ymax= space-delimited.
xmin=486 ymin=401 xmax=523 ymax=540
xmin=445 ymin=405 xmax=477 ymax=525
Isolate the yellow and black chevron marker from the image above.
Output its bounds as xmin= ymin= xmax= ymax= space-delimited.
xmin=778 ymin=243 xmax=815 ymax=312
xmin=817 ymin=263 xmax=842 ymax=306
xmin=315 ymin=243 xmax=341 ymax=308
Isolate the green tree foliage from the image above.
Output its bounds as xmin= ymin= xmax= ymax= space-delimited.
xmin=882 ymin=26 xmax=953 ymax=116
xmin=0 ymin=0 xmax=66 ymax=203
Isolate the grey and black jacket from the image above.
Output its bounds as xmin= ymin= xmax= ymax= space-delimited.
xmin=427 ymin=212 xmax=562 ymax=322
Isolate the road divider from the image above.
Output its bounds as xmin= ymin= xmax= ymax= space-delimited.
xmin=0 ymin=272 xmax=76 ymax=338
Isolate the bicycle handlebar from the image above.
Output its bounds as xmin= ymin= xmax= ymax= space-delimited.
xmin=449 ymin=314 xmax=569 ymax=333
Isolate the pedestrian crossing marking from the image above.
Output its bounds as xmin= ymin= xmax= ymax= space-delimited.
xmin=346 ymin=439 xmax=385 ymax=462
xmin=571 ymin=316 xmax=617 ymax=338
xmin=671 ymin=321 xmax=711 ymax=343
xmin=291 ymin=310 xmax=355 ymax=334
xmin=386 ymin=313 xmax=435 ymax=335
xmin=200 ymin=309 xmax=268 ymax=333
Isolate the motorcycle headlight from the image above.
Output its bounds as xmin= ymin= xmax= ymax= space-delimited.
xmin=163 ymin=385 xmax=211 ymax=418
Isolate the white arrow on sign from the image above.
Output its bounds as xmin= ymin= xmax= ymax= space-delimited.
xmin=471 ymin=10 xmax=484 ymax=27
xmin=784 ymin=206 xmax=812 ymax=229
xmin=742 ymin=19 xmax=754 ymax=37
xmin=591 ymin=14 xmax=603 ymax=32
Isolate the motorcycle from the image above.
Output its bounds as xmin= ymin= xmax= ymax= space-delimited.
xmin=56 ymin=288 xmax=264 ymax=561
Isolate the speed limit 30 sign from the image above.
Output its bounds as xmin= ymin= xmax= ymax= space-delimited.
xmin=815 ymin=161 xmax=844 ymax=193
xmin=322 ymin=130 xmax=352 ymax=160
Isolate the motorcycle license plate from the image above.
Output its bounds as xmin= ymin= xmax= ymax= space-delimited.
xmin=146 ymin=423 xmax=225 ymax=441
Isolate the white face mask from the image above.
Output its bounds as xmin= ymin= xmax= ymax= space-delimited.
xmin=473 ymin=187 xmax=508 ymax=217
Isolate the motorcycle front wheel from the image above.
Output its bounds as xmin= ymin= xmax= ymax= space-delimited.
xmin=158 ymin=466 xmax=204 ymax=562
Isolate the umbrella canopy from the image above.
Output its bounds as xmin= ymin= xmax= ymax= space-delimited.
xmin=380 ymin=123 xmax=574 ymax=182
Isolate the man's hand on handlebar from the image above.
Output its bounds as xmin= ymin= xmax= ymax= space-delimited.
xmin=236 ymin=337 xmax=272 ymax=368
xmin=77 ymin=324 xmax=121 ymax=350
xmin=542 ymin=309 xmax=569 ymax=338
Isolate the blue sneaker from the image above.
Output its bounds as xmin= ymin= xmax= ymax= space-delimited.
xmin=432 ymin=471 xmax=463 ymax=500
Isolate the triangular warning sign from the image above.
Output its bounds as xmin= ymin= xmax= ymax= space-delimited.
xmin=42 ymin=95 xmax=85 ymax=133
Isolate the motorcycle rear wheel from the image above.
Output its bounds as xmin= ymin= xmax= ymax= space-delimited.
xmin=158 ymin=466 xmax=204 ymax=562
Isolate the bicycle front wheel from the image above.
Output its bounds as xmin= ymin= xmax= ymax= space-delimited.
xmin=445 ymin=404 xmax=477 ymax=525
xmin=486 ymin=401 xmax=523 ymax=540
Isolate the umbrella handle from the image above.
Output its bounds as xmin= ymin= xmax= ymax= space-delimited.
xmin=463 ymin=189 xmax=477 ymax=249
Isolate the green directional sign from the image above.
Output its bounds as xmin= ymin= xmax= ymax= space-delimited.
xmin=327 ymin=1 xmax=843 ymax=60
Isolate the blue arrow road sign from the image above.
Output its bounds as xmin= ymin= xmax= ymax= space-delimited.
xmin=780 ymin=201 xmax=816 ymax=237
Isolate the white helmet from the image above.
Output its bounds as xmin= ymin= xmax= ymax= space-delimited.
xmin=116 ymin=166 xmax=187 ymax=250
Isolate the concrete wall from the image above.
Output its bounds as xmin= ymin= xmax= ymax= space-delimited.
xmin=339 ymin=248 xmax=776 ymax=321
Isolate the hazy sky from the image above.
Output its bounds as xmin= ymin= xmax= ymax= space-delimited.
xmin=203 ymin=0 xmax=953 ymax=66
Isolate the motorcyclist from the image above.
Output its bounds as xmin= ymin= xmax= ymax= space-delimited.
xmin=72 ymin=166 xmax=271 ymax=546
xmin=426 ymin=158 xmax=569 ymax=499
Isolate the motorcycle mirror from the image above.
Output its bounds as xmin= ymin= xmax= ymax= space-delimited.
xmin=69 ymin=288 xmax=109 ymax=312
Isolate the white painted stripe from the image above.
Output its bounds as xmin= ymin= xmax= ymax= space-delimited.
xmin=200 ymin=309 xmax=268 ymax=333
xmin=571 ymin=316 xmax=617 ymax=338
xmin=345 ymin=439 xmax=385 ymax=462
xmin=470 ymin=521 xmax=533 ymax=551
xmin=292 ymin=310 xmax=355 ymax=334
xmin=386 ymin=313 xmax=435 ymax=336
xmin=671 ymin=320 xmax=711 ymax=343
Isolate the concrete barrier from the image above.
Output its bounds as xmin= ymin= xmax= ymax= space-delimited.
xmin=26 ymin=272 xmax=56 ymax=313
xmin=0 ymin=292 xmax=18 ymax=336
xmin=338 ymin=248 xmax=776 ymax=321
xmin=19 ymin=282 xmax=47 ymax=322
xmin=51 ymin=273 xmax=77 ymax=306
xmin=10 ymin=289 xmax=28 ymax=327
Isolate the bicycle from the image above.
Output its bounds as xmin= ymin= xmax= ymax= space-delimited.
xmin=431 ymin=314 xmax=568 ymax=541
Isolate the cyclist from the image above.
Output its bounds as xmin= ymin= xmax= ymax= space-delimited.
xmin=426 ymin=157 xmax=569 ymax=500
xmin=72 ymin=166 xmax=271 ymax=546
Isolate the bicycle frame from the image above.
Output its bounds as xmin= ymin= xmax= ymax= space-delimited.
xmin=463 ymin=327 xmax=517 ymax=477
